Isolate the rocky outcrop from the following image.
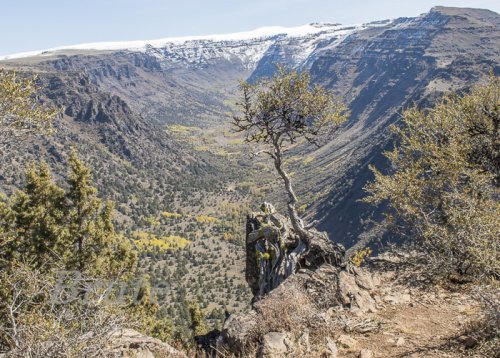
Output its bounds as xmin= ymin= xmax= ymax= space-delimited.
xmin=245 ymin=203 xmax=345 ymax=298
xmin=218 ymin=204 xmax=377 ymax=356
xmin=257 ymin=332 xmax=291 ymax=358
xmin=218 ymin=249 xmax=486 ymax=357
xmin=107 ymin=329 xmax=187 ymax=357
xmin=218 ymin=262 xmax=379 ymax=356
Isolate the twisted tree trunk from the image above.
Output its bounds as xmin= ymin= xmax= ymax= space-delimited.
xmin=271 ymin=139 xmax=310 ymax=240
xmin=244 ymin=138 xmax=344 ymax=299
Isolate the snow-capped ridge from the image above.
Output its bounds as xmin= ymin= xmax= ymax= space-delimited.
xmin=1 ymin=23 xmax=356 ymax=60
xmin=0 ymin=20 xmax=396 ymax=71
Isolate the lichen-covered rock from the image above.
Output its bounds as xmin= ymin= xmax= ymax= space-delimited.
xmin=107 ymin=329 xmax=187 ymax=357
xmin=217 ymin=311 xmax=258 ymax=354
xmin=257 ymin=332 xmax=292 ymax=357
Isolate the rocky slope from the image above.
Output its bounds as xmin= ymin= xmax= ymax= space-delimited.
xmin=302 ymin=6 xmax=500 ymax=247
xmin=0 ymin=70 xmax=229 ymax=220
xmin=0 ymin=68 xmax=255 ymax=331
xmin=218 ymin=254 xmax=492 ymax=358
xmin=213 ymin=205 xmax=496 ymax=358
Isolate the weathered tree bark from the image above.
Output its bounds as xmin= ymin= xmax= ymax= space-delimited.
xmin=246 ymin=203 xmax=345 ymax=299
xmin=271 ymin=139 xmax=310 ymax=240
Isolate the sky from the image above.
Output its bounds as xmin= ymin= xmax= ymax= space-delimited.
xmin=1 ymin=0 xmax=499 ymax=57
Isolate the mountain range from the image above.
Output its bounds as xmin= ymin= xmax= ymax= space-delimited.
xmin=3 ymin=6 xmax=500 ymax=242
xmin=1 ymin=5 xmax=499 ymax=325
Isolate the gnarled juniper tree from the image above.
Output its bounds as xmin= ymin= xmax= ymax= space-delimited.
xmin=233 ymin=66 xmax=348 ymax=295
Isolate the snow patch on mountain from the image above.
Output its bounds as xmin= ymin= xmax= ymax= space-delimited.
xmin=0 ymin=21 xmax=394 ymax=69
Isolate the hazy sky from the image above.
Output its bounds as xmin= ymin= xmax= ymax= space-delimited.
xmin=1 ymin=0 xmax=499 ymax=56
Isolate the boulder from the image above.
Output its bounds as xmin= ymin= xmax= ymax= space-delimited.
xmin=217 ymin=311 xmax=258 ymax=353
xmin=337 ymin=334 xmax=359 ymax=350
xmin=384 ymin=293 xmax=411 ymax=305
xmin=360 ymin=348 xmax=374 ymax=358
xmin=458 ymin=335 xmax=478 ymax=349
xmin=257 ymin=332 xmax=291 ymax=357
xmin=297 ymin=330 xmax=311 ymax=353
xmin=325 ymin=337 xmax=338 ymax=358
xmin=353 ymin=266 xmax=376 ymax=290
xmin=338 ymin=270 xmax=377 ymax=313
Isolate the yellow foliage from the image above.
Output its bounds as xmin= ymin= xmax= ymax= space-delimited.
xmin=167 ymin=124 xmax=201 ymax=134
xmin=303 ymin=156 xmax=315 ymax=164
xmin=350 ymin=247 xmax=372 ymax=267
xmin=133 ymin=231 xmax=190 ymax=251
xmin=194 ymin=215 xmax=219 ymax=224
xmin=194 ymin=145 xmax=209 ymax=152
xmin=214 ymin=148 xmax=228 ymax=156
xmin=228 ymin=138 xmax=244 ymax=145
xmin=222 ymin=232 xmax=240 ymax=241
xmin=0 ymin=69 xmax=59 ymax=141
xmin=161 ymin=211 xmax=182 ymax=219
xmin=145 ymin=216 xmax=160 ymax=226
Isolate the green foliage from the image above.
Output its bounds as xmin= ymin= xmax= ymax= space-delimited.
xmin=0 ymin=69 xmax=58 ymax=149
xmin=151 ymin=317 xmax=174 ymax=343
xmin=2 ymin=162 xmax=67 ymax=270
xmin=0 ymin=151 xmax=142 ymax=353
xmin=0 ymin=67 xmax=255 ymax=351
xmin=127 ymin=275 xmax=173 ymax=341
xmin=66 ymin=150 xmax=137 ymax=277
xmin=233 ymin=65 xmax=348 ymax=146
xmin=188 ymin=300 xmax=208 ymax=337
xmin=0 ymin=150 xmax=137 ymax=278
xmin=233 ymin=65 xmax=348 ymax=234
xmin=364 ymin=76 xmax=500 ymax=277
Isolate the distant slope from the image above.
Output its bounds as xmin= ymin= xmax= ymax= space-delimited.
xmin=0 ymin=70 xmax=243 ymax=225
xmin=0 ymin=22 xmax=387 ymax=127
xmin=299 ymin=6 xmax=500 ymax=247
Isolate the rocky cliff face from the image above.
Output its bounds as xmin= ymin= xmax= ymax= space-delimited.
xmin=300 ymin=7 xmax=500 ymax=246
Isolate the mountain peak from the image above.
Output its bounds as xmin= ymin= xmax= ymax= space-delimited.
xmin=430 ymin=5 xmax=499 ymax=17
